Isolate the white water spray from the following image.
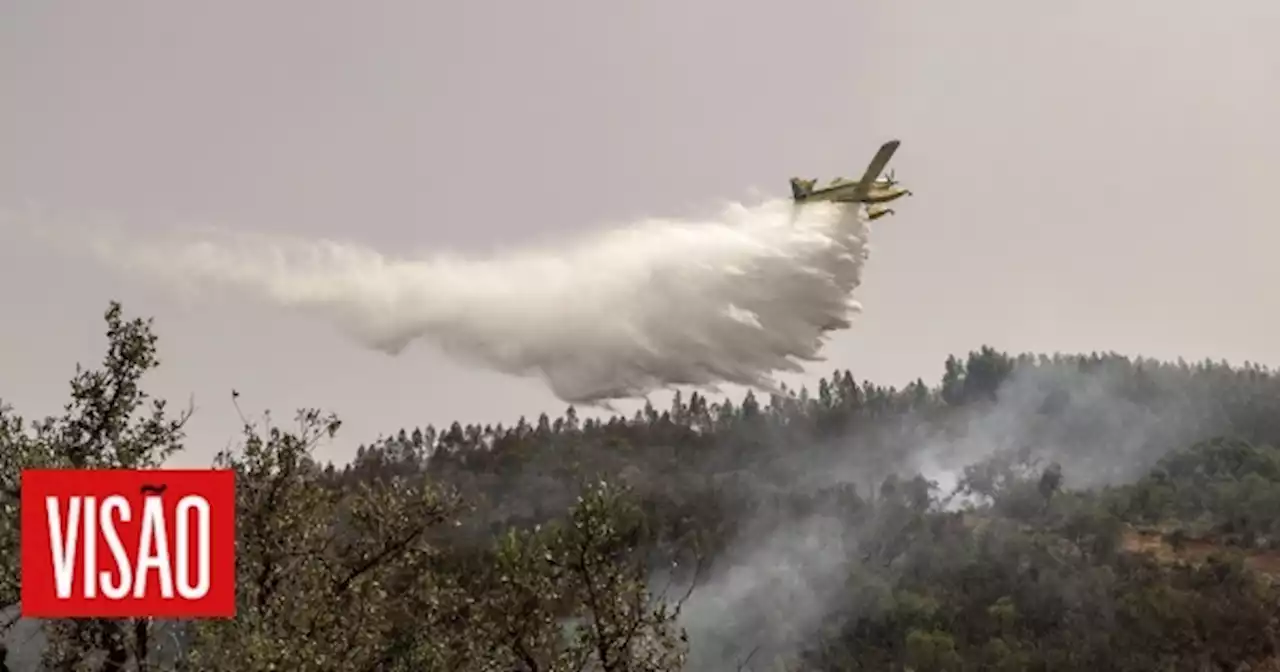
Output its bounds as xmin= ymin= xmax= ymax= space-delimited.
xmin=73 ymin=199 xmax=878 ymax=405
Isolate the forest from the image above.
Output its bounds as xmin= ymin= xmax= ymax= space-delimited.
xmin=3 ymin=302 xmax=1280 ymax=671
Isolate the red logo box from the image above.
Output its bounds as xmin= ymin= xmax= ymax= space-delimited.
xmin=20 ymin=469 xmax=236 ymax=618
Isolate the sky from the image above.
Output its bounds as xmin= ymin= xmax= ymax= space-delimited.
xmin=2 ymin=0 xmax=1278 ymax=466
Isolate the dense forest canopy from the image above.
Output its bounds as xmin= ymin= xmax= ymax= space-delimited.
xmin=3 ymin=303 xmax=1280 ymax=671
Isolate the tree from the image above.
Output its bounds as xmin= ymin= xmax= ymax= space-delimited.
xmin=1 ymin=305 xmax=696 ymax=671
xmin=9 ymin=302 xmax=1280 ymax=670
xmin=0 ymin=302 xmax=191 ymax=671
xmin=179 ymin=405 xmax=463 ymax=672
xmin=177 ymin=415 xmax=693 ymax=672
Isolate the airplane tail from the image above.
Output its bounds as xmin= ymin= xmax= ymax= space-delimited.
xmin=789 ymin=178 xmax=813 ymax=200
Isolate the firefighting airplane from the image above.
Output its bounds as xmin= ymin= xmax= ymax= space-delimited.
xmin=789 ymin=139 xmax=912 ymax=220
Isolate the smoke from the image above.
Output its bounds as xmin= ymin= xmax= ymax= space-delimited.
xmin=673 ymin=359 xmax=1233 ymax=670
xmin=679 ymin=514 xmax=854 ymax=671
xmin=76 ymin=199 xmax=878 ymax=406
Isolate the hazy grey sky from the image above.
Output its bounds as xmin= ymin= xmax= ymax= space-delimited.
xmin=2 ymin=0 xmax=1277 ymax=465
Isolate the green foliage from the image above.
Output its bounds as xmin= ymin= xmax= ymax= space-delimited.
xmin=1114 ymin=438 xmax=1280 ymax=544
xmin=6 ymin=305 xmax=1280 ymax=671
xmin=0 ymin=303 xmax=191 ymax=670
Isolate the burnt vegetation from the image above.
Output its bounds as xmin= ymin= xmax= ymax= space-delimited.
xmin=3 ymin=303 xmax=1280 ymax=671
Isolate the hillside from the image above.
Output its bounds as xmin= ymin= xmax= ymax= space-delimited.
xmin=3 ymin=303 xmax=1280 ymax=671
xmin=1121 ymin=526 xmax=1280 ymax=578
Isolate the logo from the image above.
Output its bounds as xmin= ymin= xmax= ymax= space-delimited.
xmin=20 ymin=469 xmax=236 ymax=618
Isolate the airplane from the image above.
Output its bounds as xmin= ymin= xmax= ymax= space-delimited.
xmin=866 ymin=203 xmax=896 ymax=221
xmin=789 ymin=139 xmax=912 ymax=211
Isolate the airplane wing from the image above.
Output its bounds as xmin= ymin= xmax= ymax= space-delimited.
xmin=851 ymin=140 xmax=901 ymax=202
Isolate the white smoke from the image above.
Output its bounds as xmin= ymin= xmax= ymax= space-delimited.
xmin=75 ymin=199 xmax=878 ymax=406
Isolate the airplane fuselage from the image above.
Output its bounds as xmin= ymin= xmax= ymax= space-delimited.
xmin=795 ymin=181 xmax=912 ymax=205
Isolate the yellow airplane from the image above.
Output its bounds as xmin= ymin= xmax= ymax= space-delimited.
xmin=789 ymin=140 xmax=912 ymax=218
